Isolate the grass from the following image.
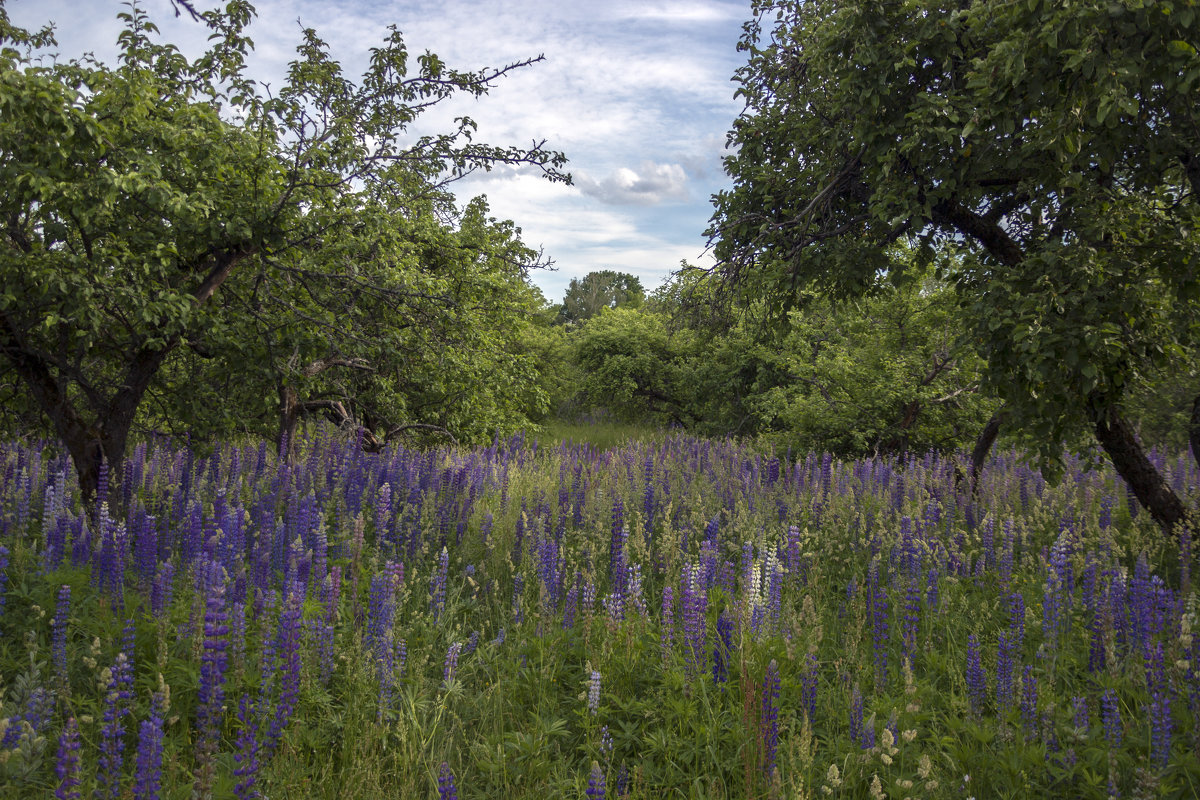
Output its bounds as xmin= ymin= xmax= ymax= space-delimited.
xmin=0 ymin=432 xmax=1197 ymax=798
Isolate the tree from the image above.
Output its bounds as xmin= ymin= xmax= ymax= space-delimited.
xmin=570 ymin=307 xmax=697 ymax=425
xmin=0 ymin=2 xmax=567 ymax=502
xmin=558 ymin=270 xmax=645 ymax=324
xmin=710 ymin=0 xmax=1200 ymax=534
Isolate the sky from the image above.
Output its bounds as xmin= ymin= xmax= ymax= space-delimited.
xmin=7 ymin=0 xmax=751 ymax=303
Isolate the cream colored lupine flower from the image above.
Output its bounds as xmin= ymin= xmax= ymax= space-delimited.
xmin=869 ymin=773 xmax=886 ymax=800
xmin=827 ymin=764 xmax=842 ymax=787
xmin=918 ymin=754 xmax=932 ymax=779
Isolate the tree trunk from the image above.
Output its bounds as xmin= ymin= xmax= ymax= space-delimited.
xmin=277 ymin=384 xmax=301 ymax=463
xmin=1092 ymin=403 xmax=1190 ymax=536
xmin=969 ymin=411 xmax=1006 ymax=493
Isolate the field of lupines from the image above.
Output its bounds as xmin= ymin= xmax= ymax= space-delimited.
xmin=0 ymin=429 xmax=1198 ymax=799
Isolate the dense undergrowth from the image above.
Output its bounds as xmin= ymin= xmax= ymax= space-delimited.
xmin=0 ymin=429 xmax=1197 ymax=798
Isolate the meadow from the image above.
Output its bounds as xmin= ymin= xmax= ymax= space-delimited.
xmin=0 ymin=429 xmax=1197 ymax=799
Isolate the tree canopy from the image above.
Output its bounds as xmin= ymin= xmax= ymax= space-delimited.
xmin=557 ymin=270 xmax=645 ymax=324
xmin=709 ymin=0 xmax=1200 ymax=533
xmin=0 ymin=2 xmax=568 ymax=499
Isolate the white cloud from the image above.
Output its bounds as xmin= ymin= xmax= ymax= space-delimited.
xmin=8 ymin=0 xmax=746 ymax=303
xmin=576 ymin=161 xmax=689 ymax=206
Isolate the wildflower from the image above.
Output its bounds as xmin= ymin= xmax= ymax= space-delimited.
xmin=233 ymin=694 xmax=261 ymax=800
xmin=587 ymin=760 xmax=606 ymax=799
xmin=800 ymin=653 xmax=818 ymax=722
xmin=444 ymin=641 xmax=463 ymax=684
xmin=1100 ymin=688 xmax=1122 ymax=749
xmin=850 ymin=684 xmax=864 ymax=744
xmin=1146 ymin=642 xmax=1173 ymax=767
xmin=54 ymin=717 xmax=81 ymax=800
xmin=588 ymin=670 xmax=601 ymax=714
xmin=761 ymin=659 xmax=781 ymax=777
xmin=437 ymin=761 xmax=458 ymax=800
xmin=869 ymin=773 xmax=885 ymax=800
xmin=966 ymin=634 xmax=986 ymax=717
xmin=133 ymin=707 xmax=164 ymax=800
xmin=97 ymin=651 xmax=134 ymax=800
xmin=196 ymin=559 xmax=230 ymax=796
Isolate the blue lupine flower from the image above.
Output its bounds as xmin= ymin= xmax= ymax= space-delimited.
xmin=438 ymin=761 xmax=458 ymax=800
xmin=588 ymin=670 xmax=601 ymax=714
xmin=1100 ymin=688 xmax=1122 ymax=749
xmin=55 ymin=716 xmax=81 ymax=800
xmin=587 ymin=761 xmax=605 ymax=799
xmin=133 ymin=707 xmax=164 ymax=800
xmin=966 ymin=634 xmax=986 ymax=717
xmin=761 ymin=659 xmax=780 ymax=777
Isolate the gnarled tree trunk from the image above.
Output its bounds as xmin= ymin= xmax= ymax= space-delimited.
xmin=1092 ymin=402 xmax=1190 ymax=536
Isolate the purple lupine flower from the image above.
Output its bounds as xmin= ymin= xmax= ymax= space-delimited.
xmin=559 ymin=569 xmax=579 ymax=626
xmin=761 ymin=659 xmax=781 ymax=777
xmin=1021 ymin=665 xmax=1039 ymax=739
xmin=587 ymin=760 xmax=606 ymax=799
xmin=234 ymin=694 xmax=261 ymax=800
xmin=231 ymin=600 xmax=247 ymax=676
xmin=1072 ymin=695 xmax=1089 ymax=733
xmin=151 ymin=561 xmax=175 ymax=618
xmin=55 ymin=717 xmax=82 ymax=800
xmin=266 ymin=583 xmax=303 ymax=757
xmin=1101 ymin=688 xmax=1122 ymax=749
xmin=133 ymin=704 xmax=165 ymax=800
xmin=1098 ymin=494 xmax=1115 ymax=530
xmin=0 ymin=544 xmax=9 ymax=628
xmin=643 ymin=453 xmax=656 ymax=532
xmin=800 ymin=653 xmax=818 ymax=723
xmin=431 ymin=546 xmax=449 ymax=622
xmin=196 ymin=560 xmax=230 ymax=794
xmin=925 ymin=566 xmax=939 ymax=611
xmin=1007 ymin=592 xmax=1025 ymax=651
xmin=966 ymin=634 xmax=986 ymax=717
xmin=1146 ymin=641 xmax=1173 ymax=768
xmin=438 ymin=761 xmax=458 ymax=800
xmin=901 ymin=571 xmax=921 ymax=664
xmin=849 ymin=684 xmax=864 ymax=744
xmin=588 ymin=670 xmax=601 ymax=714
xmin=867 ymin=559 xmax=889 ymax=688
xmin=52 ymin=584 xmax=70 ymax=692
xmin=599 ymin=724 xmax=613 ymax=757
xmin=609 ymin=498 xmax=626 ymax=597
xmin=97 ymin=651 xmax=135 ymax=800
xmin=1087 ymin=601 xmax=1108 ymax=673
xmin=681 ymin=563 xmax=708 ymax=676
xmin=443 ymin=641 xmax=462 ymax=685
xmin=615 ymin=763 xmax=630 ymax=797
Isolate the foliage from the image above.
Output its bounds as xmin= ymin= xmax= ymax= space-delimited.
xmin=709 ymin=0 xmax=1200 ymax=523
xmin=745 ymin=277 xmax=999 ymax=456
xmin=0 ymin=2 xmax=567 ymax=495
xmin=569 ymin=307 xmax=697 ymax=426
xmin=557 ymin=270 xmax=646 ymax=325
